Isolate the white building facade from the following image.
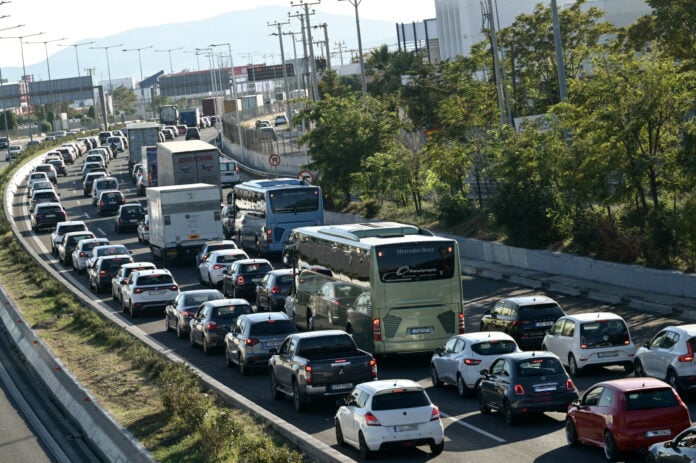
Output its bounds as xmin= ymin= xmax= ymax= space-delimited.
xmin=435 ymin=0 xmax=653 ymax=60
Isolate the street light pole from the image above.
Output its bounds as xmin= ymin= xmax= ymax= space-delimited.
xmin=59 ymin=40 xmax=95 ymax=77
xmin=90 ymin=44 xmax=123 ymax=93
xmin=155 ymin=47 xmax=183 ymax=74
xmin=26 ymin=37 xmax=65 ymax=134
xmin=338 ymin=0 xmax=367 ymax=94
xmin=268 ymin=20 xmax=292 ymax=124
xmin=123 ymin=45 xmax=153 ymax=118
xmin=0 ymin=24 xmax=25 ymax=158
xmin=210 ymin=42 xmax=244 ymax=151
xmin=1 ymin=31 xmax=44 ymax=141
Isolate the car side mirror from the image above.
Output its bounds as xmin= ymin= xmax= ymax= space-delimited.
xmin=664 ymin=441 xmax=673 ymax=449
xmin=643 ymin=341 xmax=650 ymax=348
xmin=336 ymin=397 xmax=348 ymax=408
xmin=480 ymin=369 xmax=489 ymax=376
xmin=435 ymin=347 xmax=443 ymax=356
xmin=222 ymin=269 xmax=229 ymax=275
xmin=269 ymin=348 xmax=278 ymax=356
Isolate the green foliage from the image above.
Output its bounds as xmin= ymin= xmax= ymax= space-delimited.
xmin=198 ymin=410 xmax=242 ymax=462
xmin=112 ymin=86 xmax=137 ymax=114
xmin=646 ymin=0 xmax=696 ymax=63
xmin=159 ymin=364 xmax=212 ymax=428
xmin=40 ymin=121 xmax=52 ymax=133
xmin=0 ymin=110 xmax=17 ymax=130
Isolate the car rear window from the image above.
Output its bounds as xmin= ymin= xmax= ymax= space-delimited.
xmin=102 ymin=258 xmax=131 ymax=271
xmin=218 ymin=254 xmax=245 ymax=264
xmin=241 ymin=263 xmax=272 ymax=274
xmin=97 ymin=246 xmax=128 ymax=256
xmin=580 ymin=319 xmax=630 ymax=348
xmin=372 ymin=390 xmax=430 ymax=410
xmin=516 ymin=357 xmax=565 ymax=376
xmin=137 ymin=274 xmax=174 ymax=286
xmin=41 ymin=206 xmax=63 ymax=214
xmin=625 ymin=388 xmax=679 ymax=410
xmin=276 ymin=275 xmax=294 ymax=285
xmin=97 ymin=180 xmax=118 ymax=189
xmin=213 ymin=304 xmax=252 ymax=319
xmin=209 ymin=244 xmax=235 ymax=253
xmin=61 ymin=225 xmax=87 ymax=234
xmin=249 ymin=319 xmax=297 ymax=336
xmin=471 ymin=340 xmax=518 ymax=356
xmin=184 ymin=293 xmax=223 ymax=306
xmin=518 ymin=303 xmax=564 ymax=320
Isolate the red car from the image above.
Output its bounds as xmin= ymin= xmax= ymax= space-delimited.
xmin=565 ymin=377 xmax=691 ymax=461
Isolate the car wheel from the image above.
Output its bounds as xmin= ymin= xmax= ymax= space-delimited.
xmin=431 ymin=365 xmax=443 ymax=388
xmin=503 ymin=400 xmax=516 ymax=425
xmin=335 ymin=420 xmax=345 ymax=446
xmin=121 ymin=297 xmax=127 ymax=313
xmin=623 ymin=362 xmax=634 ymax=374
xmin=666 ymin=369 xmax=681 ymax=392
xmin=176 ymin=322 xmax=184 ymax=339
xmin=203 ymin=337 xmax=211 ymax=355
xmin=225 ymin=348 xmax=233 ymax=367
xmin=478 ymin=390 xmax=491 ymax=415
xmin=137 ymin=234 xmax=142 ymax=244
xmin=238 ymin=354 xmax=247 ymax=376
xmin=189 ymin=330 xmax=196 ymax=347
xmin=198 ymin=271 xmax=205 ymax=285
xmin=565 ymin=419 xmax=579 ymax=447
xmin=208 ymin=273 xmax=214 ymax=289
xmin=130 ymin=303 xmax=138 ymax=318
xmin=164 ymin=316 xmax=172 ymax=333
xmin=292 ymin=380 xmax=307 ymax=412
xmin=306 ymin=310 xmax=313 ymax=331
xmin=457 ymin=374 xmax=473 ymax=397
xmin=270 ymin=371 xmax=284 ymax=400
xmin=603 ymin=430 xmax=622 ymax=462
xmin=358 ymin=432 xmax=373 ymax=460
xmin=634 ymin=360 xmax=645 ymax=377
xmin=430 ymin=440 xmax=444 ymax=456
xmin=568 ymin=354 xmax=581 ymax=376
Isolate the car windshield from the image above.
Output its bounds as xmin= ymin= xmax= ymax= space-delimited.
xmin=248 ymin=319 xmax=297 ymax=336
xmin=625 ymin=389 xmax=679 ymax=410
xmin=471 ymin=340 xmax=518 ymax=356
xmin=516 ymin=357 xmax=565 ymax=376
xmin=580 ymin=319 xmax=629 ymax=348
xmin=372 ymin=390 xmax=430 ymax=410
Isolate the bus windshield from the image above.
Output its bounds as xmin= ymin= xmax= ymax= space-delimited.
xmin=376 ymin=243 xmax=455 ymax=282
xmin=270 ymin=188 xmax=319 ymax=213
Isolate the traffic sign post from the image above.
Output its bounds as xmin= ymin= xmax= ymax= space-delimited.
xmin=297 ymin=170 xmax=314 ymax=184
xmin=269 ymin=154 xmax=281 ymax=167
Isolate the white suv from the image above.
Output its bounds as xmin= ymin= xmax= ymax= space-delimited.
xmin=51 ymin=221 xmax=88 ymax=256
xmin=634 ymin=324 xmax=696 ymax=394
xmin=71 ymin=238 xmax=109 ymax=273
xmin=542 ymin=312 xmax=636 ymax=376
xmin=121 ymin=269 xmax=179 ymax=318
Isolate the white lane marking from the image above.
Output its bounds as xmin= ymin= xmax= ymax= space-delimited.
xmin=441 ymin=412 xmax=506 ymax=443
xmin=97 ymin=227 xmax=106 ymax=235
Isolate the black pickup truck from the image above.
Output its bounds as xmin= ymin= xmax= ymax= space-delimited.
xmin=268 ymin=330 xmax=378 ymax=412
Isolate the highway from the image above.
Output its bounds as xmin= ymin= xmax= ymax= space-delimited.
xmin=9 ymin=130 xmax=691 ymax=462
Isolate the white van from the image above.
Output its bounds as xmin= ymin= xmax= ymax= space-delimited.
xmin=91 ymin=176 xmax=120 ymax=205
xmin=220 ymin=159 xmax=240 ymax=186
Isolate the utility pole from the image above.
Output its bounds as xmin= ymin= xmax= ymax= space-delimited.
xmin=313 ymin=23 xmax=330 ymax=70
xmin=482 ymin=0 xmax=507 ymax=126
xmin=338 ymin=0 xmax=367 ymax=94
xmin=333 ymin=40 xmax=347 ymax=66
xmin=288 ymin=11 xmax=310 ymax=99
xmin=269 ymin=20 xmax=292 ymax=125
xmin=290 ymin=0 xmax=320 ymax=102
xmin=551 ymin=0 xmax=568 ymax=102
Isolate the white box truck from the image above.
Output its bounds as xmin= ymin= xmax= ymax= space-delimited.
xmin=146 ymin=183 xmax=223 ymax=265
xmin=127 ymin=122 xmax=161 ymax=172
xmin=156 ymin=140 xmax=221 ymax=188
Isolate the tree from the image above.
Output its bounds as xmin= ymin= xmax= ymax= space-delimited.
xmin=365 ymin=45 xmax=419 ymax=96
xmin=0 ymin=110 xmax=17 ymax=131
xmin=646 ymin=0 xmax=696 ymax=62
xmin=111 ymin=86 xmax=137 ymax=114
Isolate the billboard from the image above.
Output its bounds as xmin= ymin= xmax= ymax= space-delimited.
xmin=246 ymin=64 xmax=295 ymax=82
xmin=28 ymin=76 xmax=94 ymax=104
xmin=0 ymin=83 xmax=21 ymax=108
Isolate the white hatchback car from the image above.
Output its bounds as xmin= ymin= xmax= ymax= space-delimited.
xmin=71 ymin=238 xmax=110 ymax=273
xmin=121 ymin=269 xmax=179 ymax=318
xmin=335 ymin=379 xmax=445 ymax=459
xmin=542 ymin=312 xmax=636 ymax=376
xmin=430 ymin=331 xmax=521 ymax=396
xmin=198 ymin=249 xmax=249 ymax=288
xmin=634 ymin=324 xmax=696 ymax=394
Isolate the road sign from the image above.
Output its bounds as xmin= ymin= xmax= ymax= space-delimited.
xmin=297 ymin=170 xmax=314 ymax=184
xmin=269 ymin=154 xmax=281 ymax=167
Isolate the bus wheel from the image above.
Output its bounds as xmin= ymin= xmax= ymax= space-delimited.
xmin=307 ymin=310 xmax=313 ymax=331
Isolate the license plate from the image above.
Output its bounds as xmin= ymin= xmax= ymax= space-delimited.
xmin=395 ymin=424 xmax=417 ymax=432
xmin=252 ymin=278 xmax=261 ymax=283
xmin=46 ymin=214 xmax=55 ymax=218
xmin=264 ymin=341 xmax=281 ymax=348
xmin=597 ymin=351 xmax=618 ymax=358
xmin=534 ymin=384 xmax=557 ymax=392
xmin=331 ymin=383 xmax=353 ymax=391
xmin=149 ymin=290 xmax=164 ymax=296
xmin=646 ymin=430 xmax=671 ymax=437
xmin=409 ymin=327 xmax=433 ymax=335
xmin=535 ymin=321 xmax=554 ymax=327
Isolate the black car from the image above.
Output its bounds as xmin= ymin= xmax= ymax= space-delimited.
xmin=255 ymin=269 xmax=295 ymax=312
xmin=58 ymin=231 xmax=96 ymax=265
xmin=189 ymin=299 xmax=253 ymax=354
xmin=114 ymin=203 xmax=145 ymax=233
xmin=30 ymin=202 xmax=66 ymax=232
xmin=478 ymin=351 xmax=578 ymax=425
xmin=647 ymin=426 xmax=696 ymax=462
xmin=185 ymin=127 xmax=200 ymax=140
xmin=96 ymin=190 xmax=125 ymax=216
xmin=47 ymin=158 xmax=68 ymax=177
xmin=88 ymin=255 xmax=134 ymax=293
xmin=222 ymin=258 xmax=273 ymax=299
xmin=479 ymin=296 xmax=566 ymax=350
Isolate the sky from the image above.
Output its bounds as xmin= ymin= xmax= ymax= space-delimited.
xmin=0 ymin=0 xmax=436 ymax=71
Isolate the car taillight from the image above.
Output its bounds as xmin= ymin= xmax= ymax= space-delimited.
xmin=121 ymin=198 xmax=126 ymax=204
xmin=566 ymin=379 xmax=576 ymax=391
xmin=183 ymin=310 xmax=195 ymax=318
xmin=369 ymin=358 xmax=378 ymax=378
xmin=679 ymin=342 xmax=694 ymax=362
xmin=144 ymin=225 xmax=149 ymax=231
xmin=245 ymin=338 xmax=260 ymax=346
xmin=459 ymin=312 xmax=466 ymax=334
xmin=372 ymin=318 xmax=382 ymax=342
xmin=430 ymin=406 xmax=441 ymax=421
xmin=79 ymin=252 xmax=86 ymax=257
xmin=271 ymin=285 xmax=281 ymax=294
xmin=99 ymin=270 xmax=107 ymax=276
xmin=464 ymin=358 xmax=481 ymax=365
xmin=364 ymin=412 xmax=381 ymax=426
xmin=99 ymin=201 xmax=104 ymax=207
xmin=169 ymin=285 xmax=178 ymax=291
xmin=213 ymin=264 xmax=224 ymax=270
xmin=201 ymin=254 xmax=208 ymax=262
xmin=237 ymin=276 xmax=245 ymax=285
xmin=304 ymin=364 xmax=313 ymax=384
xmin=134 ymin=288 xmax=143 ymax=294
xmin=205 ymin=322 xmax=218 ymax=331
xmin=266 ymin=228 xmax=272 ymax=243
xmin=514 ymin=384 xmax=525 ymax=395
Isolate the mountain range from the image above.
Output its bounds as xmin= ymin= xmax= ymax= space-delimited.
xmin=2 ymin=6 xmax=406 ymax=85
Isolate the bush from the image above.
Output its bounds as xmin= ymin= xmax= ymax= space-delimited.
xmin=159 ymin=364 xmax=212 ymax=428
xmin=41 ymin=121 xmax=52 ymax=133
xmin=437 ymin=192 xmax=469 ymax=226
xmin=199 ymin=409 xmax=242 ymax=462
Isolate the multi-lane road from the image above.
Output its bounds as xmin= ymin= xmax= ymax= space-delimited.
xmin=9 ymin=133 xmax=693 ymax=462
